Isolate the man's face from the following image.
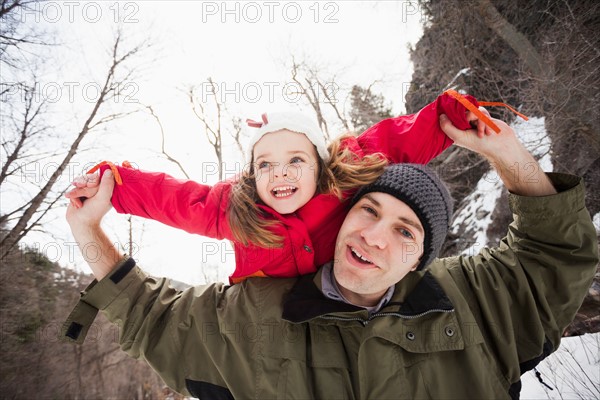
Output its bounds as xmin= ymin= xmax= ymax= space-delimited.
xmin=333 ymin=192 xmax=425 ymax=307
xmin=253 ymin=130 xmax=319 ymax=215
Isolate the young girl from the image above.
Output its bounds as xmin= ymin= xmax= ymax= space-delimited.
xmin=67 ymin=91 xmax=484 ymax=283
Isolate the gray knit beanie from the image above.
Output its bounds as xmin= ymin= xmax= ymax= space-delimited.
xmin=351 ymin=164 xmax=453 ymax=271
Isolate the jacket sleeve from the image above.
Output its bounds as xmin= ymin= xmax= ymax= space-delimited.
xmin=62 ymin=258 xmax=256 ymax=397
xmin=446 ymin=173 xmax=598 ymax=378
xmin=356 ymin=92 xmax=477 ymax=164
xmin=96 ymin=164 xmax=233 ymax=240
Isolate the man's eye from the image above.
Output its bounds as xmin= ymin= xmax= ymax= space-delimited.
xmin=362 ymin=206 xmax=377 ymax=216
xmin=398 ymin=228 xmax=414 ymax=239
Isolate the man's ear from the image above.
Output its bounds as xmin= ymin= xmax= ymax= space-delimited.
xmin=410 ymin=258 xmax=420 ymax=272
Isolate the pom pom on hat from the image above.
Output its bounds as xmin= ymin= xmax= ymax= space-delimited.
xmin=351 ymin=164 xmax=453 ymax=271
xmin=245 ymin=111 xmax=329 ymax=162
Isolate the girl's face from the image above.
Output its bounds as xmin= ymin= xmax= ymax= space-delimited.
xmin=253 ymin=129 xmax=320 ymax=214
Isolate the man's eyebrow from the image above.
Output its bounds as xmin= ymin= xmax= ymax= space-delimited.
xmin=363 ymin=194 xmax=424 ymax=235
xmin=363 ymin=193 xmax=380 ymax=207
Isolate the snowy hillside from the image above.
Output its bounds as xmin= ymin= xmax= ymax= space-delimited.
xmin=521 ymin=332 xmax=599 ymax=399
xmin=451 ymin=117 xmax=552 ymax=256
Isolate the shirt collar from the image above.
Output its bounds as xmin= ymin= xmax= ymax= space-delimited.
xmin=320 ymin=262 xmax=395 ymax=315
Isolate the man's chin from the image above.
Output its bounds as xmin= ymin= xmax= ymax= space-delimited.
xmin=334 ymin=269 xmax=372 ymax=294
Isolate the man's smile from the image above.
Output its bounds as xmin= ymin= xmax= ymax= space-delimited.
xmin=346 ymin=245 xmax=379 ymax=269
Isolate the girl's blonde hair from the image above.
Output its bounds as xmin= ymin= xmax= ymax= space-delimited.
xmin=227 ymin=134 xmax=388 ymax=248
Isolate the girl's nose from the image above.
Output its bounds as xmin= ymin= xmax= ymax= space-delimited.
xmin=274 ymin=166 xmax=287 ymax=177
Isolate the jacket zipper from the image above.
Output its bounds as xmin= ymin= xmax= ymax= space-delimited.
xmin=319 ymin=315 xmax=370 ymax=326
xmin=373 ymin=308 xmax=455 ymax=320
xmin=318 ymin=308 xmax=455 ymax=326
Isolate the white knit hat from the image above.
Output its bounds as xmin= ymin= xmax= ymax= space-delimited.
xmin=245 ymin=111 xmax=329 ymax=163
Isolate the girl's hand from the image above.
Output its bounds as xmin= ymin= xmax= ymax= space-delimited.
xmin=72 ymin=172 xmax=100 ymax=188
xmin=66 ymin=172 xmax=101 ymax=208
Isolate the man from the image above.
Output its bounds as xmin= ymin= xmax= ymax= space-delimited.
xmin=62 ymin=114 xmax=598 ymax=399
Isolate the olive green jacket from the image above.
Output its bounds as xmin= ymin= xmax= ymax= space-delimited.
xmin=63 ymin=173 xmax=598 ymax=399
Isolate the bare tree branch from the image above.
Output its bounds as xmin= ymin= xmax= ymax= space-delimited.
xmin=317 ymin=79 xmax=349 ymax=131
xmin=0 ymin=83 xmax=46 ymax=185
xmin=1 ymin=30 xmax=149 ymax=259
xmin=287 ymin=56 xmax=365 ymax=139
xmin=188 ymin=79 xmax=224 ymax=181
xmin=289 ymin=58 xmax=330 ymax=138
xmin=14 ymin=186 xmax=67 ymax=245
xmin=146 ymin=105 xmax=190 ymax=179
xmin=230 ymin=116 xmax=246 ymax=164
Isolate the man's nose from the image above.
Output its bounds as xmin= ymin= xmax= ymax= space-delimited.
xmin=360 ymin=222 xmax=387 ymax=249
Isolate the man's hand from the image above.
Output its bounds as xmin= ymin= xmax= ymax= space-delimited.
xmin=66 ymin=170 xmax=114 ymax=229
xmin=440 ymin=112 xmax=556 ymax=197
xmin=66 ymin=170 xmax=124 ymax=280
xmin=440 ymin=111 xmax=524 ymax=160
xmin=465 ymin=108 xmax=497 ymax=139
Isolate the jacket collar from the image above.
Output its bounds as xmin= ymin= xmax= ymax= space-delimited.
xmin=282 ymin=266 xmax=454 ymax=323
xmin=256 ymin=203 xmax=303 ymax=228
xmin=282 ymin=270 xmax=363 ymax=322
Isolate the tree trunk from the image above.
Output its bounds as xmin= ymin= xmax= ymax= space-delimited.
xmin=475 ymin=0 xmax=549 ymax=79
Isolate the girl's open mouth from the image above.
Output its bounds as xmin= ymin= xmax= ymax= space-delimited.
xmin=272 ymin=186 xmax=297 ymax=198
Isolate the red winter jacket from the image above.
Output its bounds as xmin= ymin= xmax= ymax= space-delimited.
xmin=97 ymin=93 xmax=478 ymax=283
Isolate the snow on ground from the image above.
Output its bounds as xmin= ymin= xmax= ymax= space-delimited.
xmin=451 ymin=117 xmax=551 ymax=256
xmin=446 ymin=68 xmax=471 ymax=92
xmin=520 ymin=332 xmax=600 ymax=400
xmin=512 ymin=116 xmax=553 ymax=172
xmin=451 ymin=170 xmax=503 ymax=256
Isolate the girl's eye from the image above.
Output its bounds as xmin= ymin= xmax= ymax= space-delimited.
xmin=398 ymin=228 xmax=414 ymax=239
xmin=290 ymin=157 xmax=304 ymax=164
xmin=258 ymin=161 xmax=270 ymax=169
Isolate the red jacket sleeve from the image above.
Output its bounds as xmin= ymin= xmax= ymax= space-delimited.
xmin=355 ymin=92 xmax=478 ymax=164
xmin=97 ymin=165 xmax=233 ymax=240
